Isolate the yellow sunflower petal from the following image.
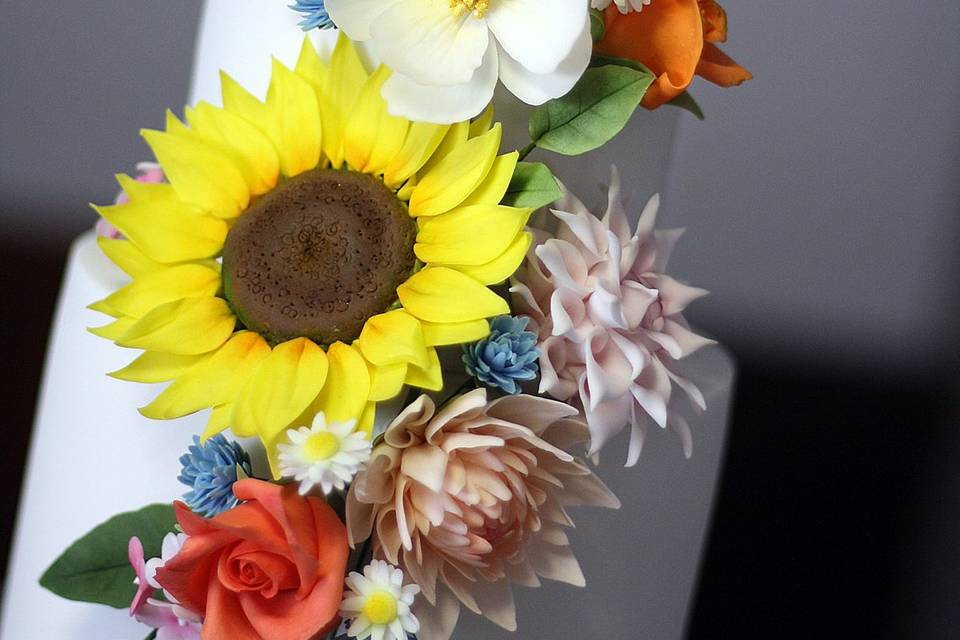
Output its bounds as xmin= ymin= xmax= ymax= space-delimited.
xmin=460 ymin=152 xmax=518 ymax=207
xmin=383 ymin=122 xmax=449 ymax=188
xmin=344 ymin=66 xmax=409 ymax=175
xmin=294 ymin=36 xmax=328 ymax=88
xmin=187 ymin=102 xmax=280 ymax=195
xmin=88 ymin=298 xmax=120 ymax=318
xmin=140 ymin=331 xmax=270 ymax=420
xmin=101 ymin=263 xmax=221 ymax=319
xmin=221 ymin=71 xmax=270 ymax=128
xmin=358 ymin=309 xmax=430 ymax=369
xmin=141 ymin=129 xmax=249 ymax=218
xmin=88 ymin=316 xmax=137 ymax=341
xmin=415 ymin=204 xmax=532 ymax=266
xmin=398 ymin=267 xmax=509 ymax=323
xmin=97 ymin=237 xmax=165 ymax=278
xmin=315 ymin=342 xmax=370 ymax=423
xmin=367 ymin=360 xmax=408 ymax=401
xmin=109 ymin=351 xmax=206 ymax=383
xmin=202 ymin=404 xmax=233 ymax=441
xmin=94 ymin=200 xmax=227 ymax=263
xmin=418 ymin=120 xmax=470 ymax=177
xmin=404 ymin=347 xmax=443 ymax=391
xmin=266 ymin=58 xmax=322 ymax=177
xmin=410 ymin=123 xmax=503 ymax=217
xmin=115 ymin=173 xmax=176 ymax=203
xmin=420 ymin=319 xmax=490 ymax=346
xmin=116 ymin=297 xmax=236 ymax=355
xmin=357 ymin=402 xmax=377 ymax=436
xmin=232 ymin=337 xmax=329 ymax=442
xmin=453 ymin=230 xmax=533 ymax=285
xmin=324 ymin=33 xmax=369 ymax=168
xmin=469 ymin=104 xmax=494 ymax=138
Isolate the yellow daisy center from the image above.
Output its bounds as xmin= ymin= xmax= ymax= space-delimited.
xmin=363 ymin=590 xmax=399 ymax=625
xmin=304 ymin=431 xmax=341 ymax=461
xmin=449 ymin=0 xmax=490 ymax=18
xmin=222 ymin=169 xmax=417 ymax=345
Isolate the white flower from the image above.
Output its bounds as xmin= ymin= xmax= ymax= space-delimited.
xmin=341 ymin=560 xmax=421 ymax=640
xmin=591 ymin=0 xmax=651 ymax=14
xmin=143 ymin=532 xmax=201 ymax=625
xmin=277 ymin=412 xmax=372 ymax=495
xmin=325 ymin=0 xmax=593 ymax=123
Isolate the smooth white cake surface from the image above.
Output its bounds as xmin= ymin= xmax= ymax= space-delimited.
xmin=1 ymin=3 xmax=734 ymax=638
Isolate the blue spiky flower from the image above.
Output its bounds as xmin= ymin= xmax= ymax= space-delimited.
xmin=178 ymin=435 xmax=253 ymax=518
xmin=463 ymin=315 xmax=541 ymax=395
xmin=289 ymin=0 xmax=335 ymax=31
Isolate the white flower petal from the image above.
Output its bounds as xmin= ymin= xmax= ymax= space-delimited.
xmin=381 ymin=44 xmax=499 ymax=123
xmin=325 ymin=0 xmax=402 ymax=40
xmin=371 ymin=0 xmax=490 ymax=85
xmin=485 ymin=0 xmax=587 ymax=74
xmin=495 ymin=17 xmax=592 ymax=105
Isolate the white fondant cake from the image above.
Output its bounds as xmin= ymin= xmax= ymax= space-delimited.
xmin=1 ymin=2 xmax=734 ymax=638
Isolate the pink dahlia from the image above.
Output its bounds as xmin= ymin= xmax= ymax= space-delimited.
xmin=346 ymin=389 xmax=619 ymax=640
xmin=511 ymin=167 xmax=713 ymax=465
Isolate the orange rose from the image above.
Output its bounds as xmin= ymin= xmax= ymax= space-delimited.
xmin=156 ymin=479 xmax=349 ymax=640
xmin=595 ymin=0 xmax=752 ymax=109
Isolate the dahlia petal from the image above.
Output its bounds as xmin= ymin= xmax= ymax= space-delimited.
xmin=384 ymin=122 xmax=450 ymax=188
xmin=370 ymin=0 xmax=489 ymax=85
xmin=630 ymin=382 xmax=668 ymax=429
xmin=602 ymin=165 xmax=632 ymax=244
xmin=584 ymin=331 xmax=634 ymax=406
xmin=381 ymin=46 xmax=498 ymax=125
xmin=453 ymin=231 xmax=532 ymax=285
xmin=109 ymin=351 xmax=205 ymax=384
xmin=620 ymin=280 xmax=658 ymax=328
xmin=344 ymin=66 xmax=410 ymax=174
xmin=552 ymin=208 xmax=608 ymax=262
xmin=116 ymin=297 xmax=236 ymax=355
xmin=315 ymin=342 xmax=371 ymax=423
xmin=653 ymin=274 xmax=710 ymax=316
xmin=652 ymin=227 xmax=686 ymax=272
xmin=471 ymin=578 xmax=517 ymax=631
xmin=140 ymin=331 xmax=270 ymax=419
xmin=486 ymin=395 xmax=578 ymax=435
xmin=527 ymin=541 xmax=585 ymax=587
xmin=625 ymin=411 xmax=648 ymax=467
xmin=669 ymin=413 xmax=694 ymax=459
xmin=359 ymin=309 xmax=431 ymax=369
xmin=410 ymin=123 xmax=502 ymax=217
xmin=101 ymin=263 xmax=221 ymax=319
xmin=485 ymin=0 xmax=587 ymax=74
xmin=141 ymin=129 xmax=249 ymax=218
xmin=93 ymin=200 xmax=227 ymax=264
xmin=634 ymin=192 xmax=661 ymax=241
xmin=549 ymin=288 xmax=588 ymax=339
xmin=415 ymin=203 xmax=531 ymax=266
xmin=398 ymin=267 xmax=509 ymax=323
xmin=558 ymin=467 xmax=621 ymax=509
xmin=661 ymin=318 xmax=716 ymax=357
xmin=232 ymin=338 xmax=329 ymax=445
xmin=460 ymin=151 xmax=518 ymax=207
xmin=579 ymin=374 xmax=631 ymax=453
xmin=494 ymin=16 xmax=591 ymax=105
xmin=536 ymin=239 xmax=590 ymax=295
xmin=413 ymin=586 xmax=460 ymax=640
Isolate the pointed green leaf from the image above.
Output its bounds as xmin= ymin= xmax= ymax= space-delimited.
xmin=528 ymin=65 xmax=653 ymax=156
xmin=667 ymin=91 xmax=705 ymax=120
xmin=503 ymin=162 xmax=563 ymax=209
xmin=590 ymin=55 xmax=706 ymax=120
xmin=39 ymin=503 xmax=176 ymax=609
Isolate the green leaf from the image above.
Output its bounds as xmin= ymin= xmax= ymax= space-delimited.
xmin=528 ymin=64 xmax=653 ymax=156
xmin=589 ymin=54 xmax=655 ymax=76
xmin=503 ymin=162 xmax=563 ymax=209
xmin=667 ymin=91 xmax=705 ymax=120
xmin=39 ymin=503 xmax=176 ymax=609
xmin=589 ymin=9 xmax=606 ymax=42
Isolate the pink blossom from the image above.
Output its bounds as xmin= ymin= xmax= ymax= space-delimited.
xmin=127 ymin=535 xmax=202 ymax=640
xmin=511 ymin=167 xmax=714 ymax=466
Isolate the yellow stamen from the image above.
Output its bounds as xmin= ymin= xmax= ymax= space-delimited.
xmin=304 ymin=432 xmax=340 ymax=461
xmin=449 ymin=0 xmax=490 ymax=18
xmin=363 ymin=591 xmax=398 ymax=625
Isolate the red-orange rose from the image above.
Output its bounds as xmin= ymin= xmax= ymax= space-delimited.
xmin=156 ymin=479 xmax=349 ymax=640
xmin=596 ymin=0 xmax=752 ymax=109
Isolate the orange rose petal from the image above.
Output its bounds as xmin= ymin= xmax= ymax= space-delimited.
xmin=204 ymin=580 xmax=262 ymax=640
xmin=699 ymin=0 xmax=728 ymax=43
xmin=596 ymin=0 xmax=704 ymax=109
xmin=696 ymin=42 xmax=753 ymax=87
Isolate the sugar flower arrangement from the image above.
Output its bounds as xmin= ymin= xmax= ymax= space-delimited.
xmin=41 ymin=3 xmax=749 ymax=639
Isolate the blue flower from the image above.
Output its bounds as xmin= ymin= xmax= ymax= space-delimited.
xmin=178 ymin=435 xmax=253 ymax=518
xmin=289 ymin=0 xmax=335 ymax=31
xmin=462 ymin=315 xmax=541 ymax=395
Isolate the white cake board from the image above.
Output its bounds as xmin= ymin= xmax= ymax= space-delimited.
xmin=1 ymin=2 xmax=735 ymax=638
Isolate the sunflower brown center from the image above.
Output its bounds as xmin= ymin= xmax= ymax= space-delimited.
xmin=222 ymin=169 xmax=417 ymax=346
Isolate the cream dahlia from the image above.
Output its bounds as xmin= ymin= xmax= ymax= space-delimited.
xmin=511 ymin=167 xmax=713 ymax=465
xmin=346 ymin=389 xmax=619 ymax=640
xmin=325 ymin=0 xmax=592 ymax=123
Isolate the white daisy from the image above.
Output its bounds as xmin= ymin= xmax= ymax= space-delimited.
xmin=591 ymin=0 xmax=652 ymax=13
xmin=277 ymin=412 xmax=372 ymax=496
xmin=341 ymin=560 xmax=421 ymax=640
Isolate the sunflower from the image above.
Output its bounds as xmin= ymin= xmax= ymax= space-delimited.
xmin=90 ymin=35 xmax=531 ymax=473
